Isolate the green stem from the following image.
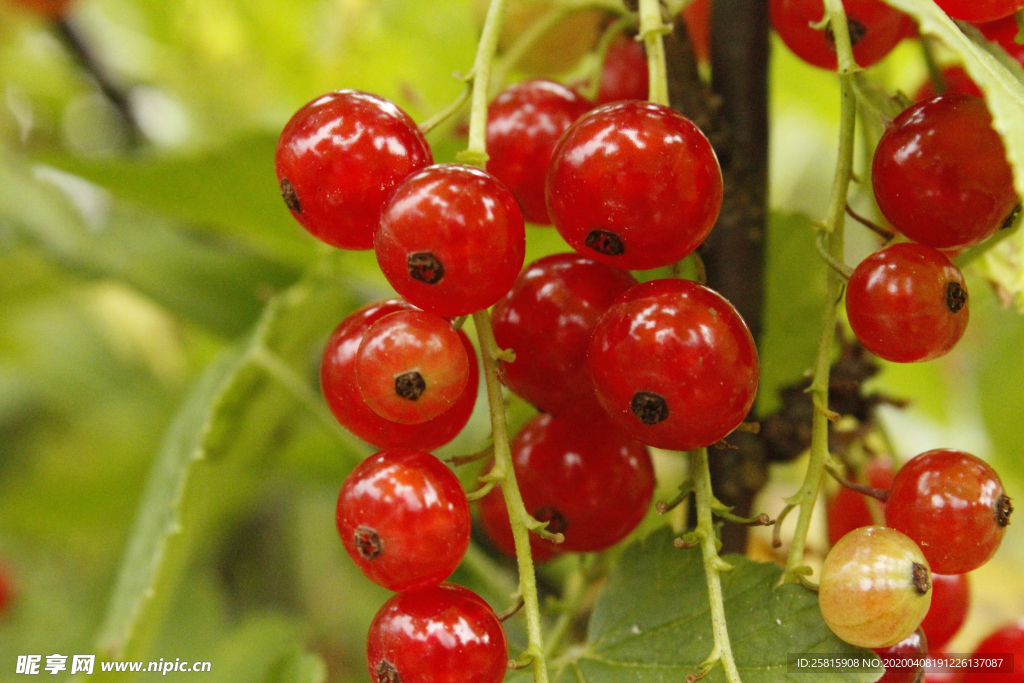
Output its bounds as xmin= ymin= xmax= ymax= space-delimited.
xmin=639 ymin=0 xmax=670 ymax=106
xmin=473 ymin=310 xmax=550 ymax=683
xmin=691 ymin=447 xmax=743 ymax=683
xmin=543 ymin=555 xmax=590 ymax=659
xmin=459 ymin=0 xmax=509 ymax=167
xmin=784 ymin=0 xmax=857 ymax=580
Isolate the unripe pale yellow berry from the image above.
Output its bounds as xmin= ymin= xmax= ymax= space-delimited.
xmin=818 ymin=525 xmax=932 ymax=648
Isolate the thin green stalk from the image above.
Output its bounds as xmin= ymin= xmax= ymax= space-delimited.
xmin=459 ymin=0 xmax=509 ymax=167
xmin=784 ymin=0 xmax=857 ymax=580
xmin=639 ymin=0 xmax=670 ymax=106
xmin=473 ymin=311 xmax=550 ymax=683
xmin=543 ymin=555 xmax=590 ymax=659
xmin=691 ymin=447 xmax=743 ymax=683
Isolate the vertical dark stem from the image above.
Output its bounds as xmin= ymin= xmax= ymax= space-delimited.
xmin=694 ymin=0 xmax=771 ymax=553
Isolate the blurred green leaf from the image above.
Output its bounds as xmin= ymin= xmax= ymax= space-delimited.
xmin=0 ymin=154 xmax=301 ymax=336
xmin=757 ymin=212 xmax=828 ymax=415
xmin=554 ymin=527 xmax=878 ymax=683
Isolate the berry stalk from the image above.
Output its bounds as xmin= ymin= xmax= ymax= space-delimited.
xmin=690 ymin=447 xmax=743 ymax=683
xmin=472 ymin=310 xmax=551 ymax=683
xmin=638 ymin=0 xmax=670 ymax=106
xmin=784 ymin=0 xmax=857 ymax=581
xmin=459 ymin=0 xmax=509 ymax=167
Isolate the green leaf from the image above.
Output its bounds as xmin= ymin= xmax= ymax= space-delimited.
xmin=92 ymin=264 xmax=364 ymax=669
xmin=554 ymin=527 xmax=879 ymax=683
xmin=758 ymin=212 xmax=828 ymax=414
xmin=0 ymin=156 xmax=301 ymax=337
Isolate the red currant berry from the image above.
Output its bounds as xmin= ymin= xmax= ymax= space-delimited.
xmin=682 ymin=0 xmax=711 ymax=64
xmin=935 ymin=0 xmax=1024 ymax=23
xmin=355 ymin=310 xmax=470 ymax=425
xmin=486 ymin=81 xmax=592 ymax=225
xmin=769 ymin=0 xmax=910 ymax=70
xmin=963 ymin=619 xmax=1024 ymax=683
xmin=872 ymin=94 xmax=1019 ymax=250
xmin=546 ymin=101 xmax=723 ymax=271
xmin=826 ymin=458 xmax=895 ymax=546
xmin=819 ymin=526 xmax=933 ymax=649
xmin=275 ymin=90 xmax=432 ymax=250
xmin=478 ymin=411 xmax=654 ymax=555
xmin=845 ymin=242 xmax=969 ymax=363
xmin=491 ymin=252 xmax=638 ymax=416
xmin=588 ymin=278 xmax=759 ymax=451
xmin=873 ymin=627 xmax=928 ymax=683
xmin=913 ymin=66 xmax=983 ymax=101
xmin=476 ymin=483 xmax=561 ymax=563
xmin=336 ymin=448 xmax=470 ymax=592
xmin=320 ymin=300 xmax=478 ymax=450
xmin=921 ymin=573 xmax=970 ymax=651
xmin=595 ymin=34 xmax=648 ymax=104
xmin=375 ymin=164 xmax=526 ymax=317
xmin=885 ymin=449 xmax=1013 ymax=575
xmin=367 ymin=583 xmax=508 ymax=683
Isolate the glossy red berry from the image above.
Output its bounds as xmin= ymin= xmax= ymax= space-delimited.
xmin=819 ymin=526 xmax=933 ymax=648
xmin=872 ymin=94 xmax=1019 ymax=250
xmin=769 ymin=0 xmax=910 ymax=70
xmin=376 ymin=164 xmax=526 ymax=317
xmin=337 ymin=449 xmax=470 ymax=592
xmin=478 ymin=411 xmax=654 ymax=556
xmin=588 ymin=278 xmax=759 ymax=451
xmin=491 ymin=253 xmax=638 ymax=416
xmin=355 ymin=310 xmax=470 ymax=425
xmin=885 ymin=449 xmax=1013 ymax=574
xmin=320 ymin=300 xmax=478 ymax=450
xmin=275 ymin=90 xmax=432 ymax=250
xmin=546 ymin=101 xmax=723 ymax=271
xmin=963 ymin=619 xmax=1024 ymax=683
xmin=845 ymin=242 xmax=969 ymax=363
xmin=596 ymin=34 xmax=648 ymax=104
xmin=920 ymin=573 xmax=970 ymax=651
xmin=873 ymin=627 xmax=928 ymax=683
xmin=367 ymin=583 xmax=508 ymax=683
xmin=935 ymin=0 xmax=1024 ymax=22
xmin=486 ymin=81 xmax=592 ymax=225
xmin=826 ymin=458 xmax=895 ymax=546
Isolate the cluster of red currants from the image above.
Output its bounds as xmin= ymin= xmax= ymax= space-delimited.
xmin=273 ymin=33 xmax=763 ymax=674
xmin=820 ymin=448 xmax=1013 ymax=681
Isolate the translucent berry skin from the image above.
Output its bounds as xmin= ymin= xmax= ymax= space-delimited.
xmin=769 ymin=0 xmax=910 ymax=70
xmin=546 ymin=101 xmax=723 ymax=271
xmin=596 ymin=34 xmax=649 ymax=104
xmin=826 ymin=458 xmax=895 ymax=546
xmin=845 ymin=242 xmax=969 ymax=363
xmin=375 ymin=164 xmax=526 ymax=317
xmin=963 ymin=619 xmax=1024 ymax=683
xmin=486 ymin=81 xmax=592 ymax=225
xmin=336 ymin=449 xmax=470 ymax=592
xmin=320 ymin=300 xmax=478 ymax=450
xmin=366 ymin=583 xmax=508 ymax=683
xmin=355 ymin=310 xmax=470 ymax=425
xmin=819 ymin=526 xmax=933 ymax=649
xmin=491 ymin=253 xmax=638 ymax=415
xmin=920 ymin=573 xmax=969 ymax=651
xmin=274 ymin=90 xmax=432 ymax=250
xmin=478 ymin=411 xmax=654 ymax=555
xmin=885 ymin=449 xmax=1012 ymax=575
xmin=872 ymin=94 xmax=1018 ymax=251
xmin=588 ymin=278 xmax=759 ymax=451
xmin=934 ymin=0 xmax=1024 ymax=23
xmin=873 ymin=627 xmax=928 ymax=683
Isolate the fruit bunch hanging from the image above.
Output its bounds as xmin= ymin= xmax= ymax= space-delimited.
xmin=271 ymin=0 xmax=1022 ymax=681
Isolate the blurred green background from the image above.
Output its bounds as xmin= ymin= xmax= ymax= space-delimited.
xmin=1 ymin=0 xmax=1023 ymax=681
